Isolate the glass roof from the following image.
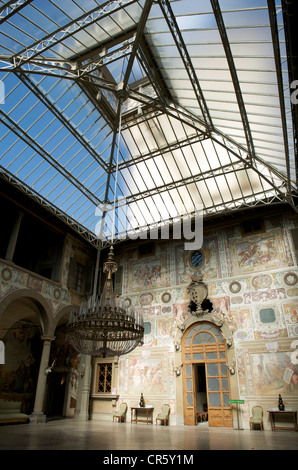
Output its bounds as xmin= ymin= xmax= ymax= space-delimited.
xmin=0 ymin=0 xmax=297 ymax=246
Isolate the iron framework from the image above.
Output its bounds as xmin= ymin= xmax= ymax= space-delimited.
xmin=0 ymin=0 xmax=297 ymax=246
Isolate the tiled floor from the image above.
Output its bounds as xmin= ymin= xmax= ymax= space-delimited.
xmin=0 ymin=419 xmax=297 ymax=451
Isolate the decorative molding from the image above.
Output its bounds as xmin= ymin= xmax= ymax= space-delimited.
xmin=161 ymin=291 xmax=171 ymax=303
xmin=91 ymin=393 xmax=119 ymax=400
xmin=229 ymin=280 xmax=241 ymax=293
xmin=1 ymin=267 xmax=12 ymax=281
xmin=284 ymin=272 xmax=298 ymax=286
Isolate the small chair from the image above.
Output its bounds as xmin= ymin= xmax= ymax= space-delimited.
xmin=249 ymin=406 xmax=263 ymax=430
xmin=113 ymin=402 xmax=127 ymax=422
xmin=156 ymin=404 xmax=170 ymax=426
xmin=196 ymin=411 xmax=208 ymax=423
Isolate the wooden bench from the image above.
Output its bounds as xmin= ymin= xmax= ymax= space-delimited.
xmin=0 ymin=399 xmax=29 ymax=425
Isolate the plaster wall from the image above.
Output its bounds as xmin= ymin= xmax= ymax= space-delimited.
xmin=109 ymin=212 xmax=298 ymax=429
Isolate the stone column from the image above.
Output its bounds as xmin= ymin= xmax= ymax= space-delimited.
xmin=5 ymin=211 xmax=24 ymax=261
xmin=74 ymin=354 xmax=92 ymax=421
xmin=30 ymin=335 xmax=55 ymax=424
xmin=74 ymin=247 xmax=101 ymax=422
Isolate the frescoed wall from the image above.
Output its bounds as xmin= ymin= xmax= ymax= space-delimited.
xmin=0 ymin=234 xmax=89 ymax=420
xmin=0 ymin=324 xmax=42 ymax=413
xmin=115 ymin=211 xmax=298 ymax=428
xmin=2 ymin=200 xmax=297 ymax=428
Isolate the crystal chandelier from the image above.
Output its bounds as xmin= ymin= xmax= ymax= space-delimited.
xmin=66 ymin=92 xmax=144 ymax=357
xmin=66 ymin=245 xmax=144 ymax=357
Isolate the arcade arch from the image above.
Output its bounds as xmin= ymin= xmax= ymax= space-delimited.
xmin=0 ymin=289 xmax=75 ymax=419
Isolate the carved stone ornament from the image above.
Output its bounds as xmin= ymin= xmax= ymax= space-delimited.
xmin=187 ymin=275 xmax=208 ymax=316
xmin=1 ymin=267 xmax=12 ymax=281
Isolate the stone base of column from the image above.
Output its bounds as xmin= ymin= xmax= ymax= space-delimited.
xmin=74 ymin=410 xmax=90 ymax=422
xmin=29 ymin=412 xmax=47 ymax=424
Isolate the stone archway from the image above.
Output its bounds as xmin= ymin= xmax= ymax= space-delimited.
xmin=0 ymin=288 xmax=55 ymax=415
xmin=174 ymin=276 xmax=237 ymax=427
xmin=0 ymin=287 xmax=55 ymax=336
xmin=181 ymin=320 xmax=233 ymax=427
xmin=43 ymin=305 xmax=78 ymax=419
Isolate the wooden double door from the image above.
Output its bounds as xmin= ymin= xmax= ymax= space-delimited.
xmin=182 ymin=321 xmax=233 ymax=427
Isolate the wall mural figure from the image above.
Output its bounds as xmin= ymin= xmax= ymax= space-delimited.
xmin=251 ymin=351 xmax=298 ymax=396
xmin=0 ymin=324 xmax=42 ymax=413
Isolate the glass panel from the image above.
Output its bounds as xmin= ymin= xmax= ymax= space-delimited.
xmin=207 ymin=363 xmax=219 ymax=376
xmin=221 ymin=363 xmax=228 ymax=376
xmin=96 ymin=363 xmax=112 ymax=393
xmin=186 ymin=325 xmax=200 ymax=341
xmin=186 ymin=365 xmax=192 ymax=377
xmin=223 ymin=393 xmax=230 ymax=408
xmin=222 ymin=378 xmax=229 ymax=392
xmin=209 ymin=393 xmax=221 ymax=407
xmin=187 ymin=393 xmax=193 ymax=406
xmin=0 ymin=0 xmax=292 ymax=239
xmin=206 ymin=352 xmax=217 ymax=360
xmin=185 ymin=323 xmax=226 ymax=369
xmin=207 ymin=377 xmax=220 ymax=392
xmin=193 ymin=353 xmax=204 ymax=361
xmin=186 ymin=379 xmax=192 ymax=391
xmin=193 ymin=332 xmax=216 ymax=344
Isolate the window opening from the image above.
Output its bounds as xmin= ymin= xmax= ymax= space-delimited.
xmin=74 ymin=263 xmax=84 ymax=292
xmin=96 ymin=363 xmax=112 ymax=393
xmin=241 ymin=218 xmax=264 ymax=235
xmin=190 ymin=250 xmax=204 ymax=268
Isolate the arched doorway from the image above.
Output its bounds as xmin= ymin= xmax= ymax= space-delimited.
xmin=182 ymin=321 xmax=233 ymax=427
xmin=44 ymin=319 xmax=76 ymax=420
xmin=0 ymin=295 xmax=46 ymax=415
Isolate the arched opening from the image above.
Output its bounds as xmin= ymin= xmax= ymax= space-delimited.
xmin=44 ymin=323 xmax=76 ymax=419
xmin=0 ymin=296 xmax=45 ymax=414
xmin=182 ymin=321 xmax=233 ymax=427
xmin=44 ymin=307 xmax=78 ymax=420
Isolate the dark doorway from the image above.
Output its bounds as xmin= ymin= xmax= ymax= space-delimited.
xmin=44 ymin=372 xmax=67 ymax=417
xmin=195 ymin=364 xmax=208 ymax=423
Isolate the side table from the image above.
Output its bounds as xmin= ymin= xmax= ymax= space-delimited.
xmin=131 ymin=406 xmax=154 ymax=424
xmin=268 ymin=408 xmax=298 ymax=431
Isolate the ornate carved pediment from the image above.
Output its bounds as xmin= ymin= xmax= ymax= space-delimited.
xmin=175 ymin=275 xmax=234 ymax=350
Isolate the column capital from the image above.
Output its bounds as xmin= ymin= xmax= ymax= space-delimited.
xmin=41 ymin=335 xmax=56 ymax=343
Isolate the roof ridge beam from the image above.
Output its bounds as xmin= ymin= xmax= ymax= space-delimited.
xmin=210 ymin=0 xmax=256 ymax=164
xmin=122 ymin=0 xmax=154 ymax=92
xmin=267 ymin=0 xmax=292 ymax=191
xmin=157 ymin=0 xmax=213 ymax=130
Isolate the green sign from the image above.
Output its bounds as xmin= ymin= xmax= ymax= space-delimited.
xmin=229 ymin=399 xmax=245 ymax=404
